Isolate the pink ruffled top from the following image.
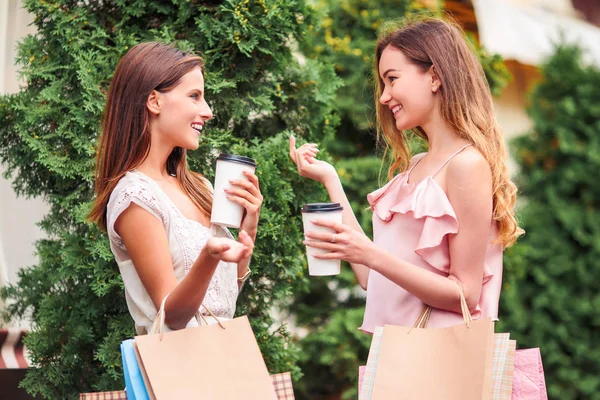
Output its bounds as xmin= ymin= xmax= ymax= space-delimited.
xmin=360 ymin=145 xmax=503 ymax=333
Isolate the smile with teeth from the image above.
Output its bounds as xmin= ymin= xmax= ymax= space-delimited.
xmin=191 ymin=123 xmax=203 ymax=134
xmin=392 ymin=105 xmax=402 ymax=116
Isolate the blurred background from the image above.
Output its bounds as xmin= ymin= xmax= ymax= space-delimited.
xmin=1 ymin=0 xmax=599 ymax=399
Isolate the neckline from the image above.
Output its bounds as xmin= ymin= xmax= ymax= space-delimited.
xmin=130 ymin=170 xmax=212 ymax=231
xmin=403 ymin=174 xmax=457 ymax=212
xmin=370 ymin=172 xmax=457 ymax=220
xmin=401 ymin=174 xmax=446 ymax=199
xmin=406 ymin=143 xmax=473 ymax=186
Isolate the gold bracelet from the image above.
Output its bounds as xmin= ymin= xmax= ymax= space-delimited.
xmin=237 ymin=268 xmax=251 ymax=283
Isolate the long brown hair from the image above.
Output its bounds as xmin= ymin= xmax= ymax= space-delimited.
xmin=374 ymin=16 xmax=523 ymax=247
xmin=89 ymin=42 xmax=212 ymax=231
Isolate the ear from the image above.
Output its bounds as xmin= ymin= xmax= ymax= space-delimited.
xmin=430 ymin=66 xmax=441 ymax=93
xmin=147 ymin=90 xmax=161 ymax=115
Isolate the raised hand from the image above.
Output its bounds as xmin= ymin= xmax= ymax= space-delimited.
xmin=289 ymin=135 xmax=338 ymax=184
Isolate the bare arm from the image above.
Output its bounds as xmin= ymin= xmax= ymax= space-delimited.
xmin=116 ymin=203 xmax=252 ymax=330
xmin=289 ymin=135 xmax=370 ymax=289
xmin=322 ymin=174 xmax=370 ymax=289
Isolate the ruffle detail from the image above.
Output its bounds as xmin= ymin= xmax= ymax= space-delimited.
xmin=368 ymin=175 xmax=493 ymax=283
xmin=367 ymin=173 xmax=408 ymax=221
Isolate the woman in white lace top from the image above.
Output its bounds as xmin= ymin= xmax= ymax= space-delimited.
xmin=88 ymin=42 xmax=263 ymax=334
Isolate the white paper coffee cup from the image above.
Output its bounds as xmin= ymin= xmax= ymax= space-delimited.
xmin=211 ymin=153 xmax=257 ymax=228
xmin=301 ymin=203 xmax=344 ymax=276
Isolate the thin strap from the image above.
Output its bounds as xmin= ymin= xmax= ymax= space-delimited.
xmin=407 ymin=153 xmax=426 ymax=174
xmin=406 ymin=154 xmax=427 ymax=184
xmin=431 ymin=144 xmax=472 ymax=178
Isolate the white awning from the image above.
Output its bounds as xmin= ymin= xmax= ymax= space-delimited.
xmin=472 ymin=0 xmax=600 ymax=69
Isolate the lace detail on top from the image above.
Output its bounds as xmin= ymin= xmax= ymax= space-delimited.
xmin=152 ymin=177 xmax=238 ymax=318
xmin=106 ymin=171 xmax=238 ymax=328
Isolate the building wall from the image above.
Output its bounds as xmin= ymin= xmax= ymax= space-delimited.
xmin=493 ymin=61 xmax=541 ymax=141
xmin=0 ymin=0 xmax=48 ymax=329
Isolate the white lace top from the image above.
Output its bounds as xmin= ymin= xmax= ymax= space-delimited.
xmin=106 ymin=170 xmax=239 ymax=334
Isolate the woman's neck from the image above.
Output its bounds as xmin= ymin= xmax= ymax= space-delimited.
xmin=135 ymin=142 xmax=174 ymax=182
xmin=420 ymin=115 xmax=469 ymax=156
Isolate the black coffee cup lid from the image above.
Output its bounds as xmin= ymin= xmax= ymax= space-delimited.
xmin=301 ymin=203 xmax=343 ymax=213
xmin=217 ymin=153 xmax=257 ymax=167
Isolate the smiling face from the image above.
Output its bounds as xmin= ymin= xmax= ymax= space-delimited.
xmin=378 ymin=45 xmax=439 ymax=131
xmin=150 ymin=66 xmax=213 ymax=151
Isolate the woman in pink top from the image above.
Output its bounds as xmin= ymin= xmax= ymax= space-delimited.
xmin=289 ymin=16 xmax=523 ymax=331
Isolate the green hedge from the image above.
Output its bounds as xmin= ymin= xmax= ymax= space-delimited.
xmin=499 ymin=45 xmax=600 ymax=399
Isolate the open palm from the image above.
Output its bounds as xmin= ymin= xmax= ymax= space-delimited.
xmin=206 ymin=233 xmax=253 ymax=264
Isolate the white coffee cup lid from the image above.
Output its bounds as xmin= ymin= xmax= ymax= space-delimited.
xmin=216 ymin=153 xmax=256 ymax=167
xmin=301 ymin=203 xmax=343 ymax=213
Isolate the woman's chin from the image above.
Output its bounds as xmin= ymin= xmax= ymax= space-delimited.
xmin=395 ymin=120 xmax=413 ymax=131
xmin=182 ymin=138 xmax=200 ymax=151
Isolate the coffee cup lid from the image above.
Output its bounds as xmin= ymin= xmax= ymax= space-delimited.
xmin=301 ymin=203 xmax=343 ymax=213
xmin=216 ymin=153 xmax=257 ymax=167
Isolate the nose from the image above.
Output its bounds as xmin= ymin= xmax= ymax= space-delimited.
xmin=379 ymin=86 xmax=391 ymax=105
xmin=199 ymin=99 xmax=213 ymax=121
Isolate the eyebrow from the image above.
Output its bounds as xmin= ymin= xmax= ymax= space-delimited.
xmin=382 ymin=69 xmax=400 ymax=79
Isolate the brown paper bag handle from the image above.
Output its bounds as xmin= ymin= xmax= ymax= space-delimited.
xmin=412 ymin=280 xmax=473 ymax=331
xmin=150 ymin=293 xmax=226 ymax=340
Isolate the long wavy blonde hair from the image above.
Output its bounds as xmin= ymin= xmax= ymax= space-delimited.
xmin=374 ymin=16 xmax=523 ymax=247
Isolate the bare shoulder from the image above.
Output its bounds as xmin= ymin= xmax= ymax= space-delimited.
xmin=446 ymin=147 xmax=491 ymax=186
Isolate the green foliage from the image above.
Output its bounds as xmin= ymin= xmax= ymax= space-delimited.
xmin=336 ymin=156 xmax=381 ymax=238
xmin=498 ymin=45 xmax=600 ymax=399
xmin=295 ymin=307 xmax=371 ymax=400
xmin=0 ymin=0 xmax=342 ymax=398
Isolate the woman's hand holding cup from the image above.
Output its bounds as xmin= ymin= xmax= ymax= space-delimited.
xmin=303 ymin=219 xmax=374 ymax=266
xmin=224 ymin=170 xmax=263 ymax=239
xmin=210 ymin=154 xmax=258 ymax=229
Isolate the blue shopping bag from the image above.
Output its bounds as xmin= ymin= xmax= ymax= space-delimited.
xmin=121 ymin=339 xmax=150 ymax=400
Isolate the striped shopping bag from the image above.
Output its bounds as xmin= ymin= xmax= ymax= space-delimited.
xmin=491 ymin=335 xmax=517 ymax=399
xmin=358 ymin=326 xmax=384 ymax=400
xmin=80 ymin=372 xmax=295 ymax=399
